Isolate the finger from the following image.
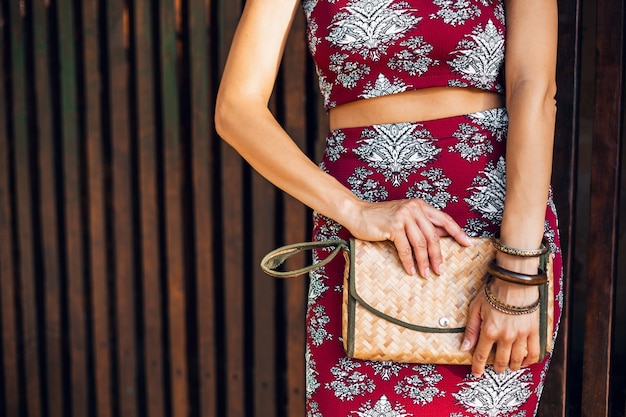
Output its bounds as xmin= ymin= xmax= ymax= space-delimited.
xmin=509 ymin=340 xmax=527 ymax=371
xmin=461 ymin=298 xmax=483 ymax=352
xmin=404 ymin=223 xmax=431 ymax=278
xmin=492 ymin=337 xmax=513 ymax=374
xmin=392 ymin=233 xmax=417 ymax=276
xmin=412 ymin=215 xmax=443 ymax=275
xmin=471 ymin=328 xmax=496 ymax=377
xmin=434 ymin=226 xmax=449 ymax=237
xmin=424 ymin=206 xmax=472 ymax=246
xmin=522 ymin=327 xmax=541 ymax=367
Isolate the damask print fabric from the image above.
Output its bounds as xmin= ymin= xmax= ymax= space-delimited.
xmin=306 ymin=111 xmax=564 ymax=417
xmin=303 ymin=0 xmax=506 ymax=109
xmin=301 ymin=1 xmax=562 ymax=415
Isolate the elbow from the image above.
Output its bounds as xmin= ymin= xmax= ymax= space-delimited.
xmin=215 ymin=90 xmax=266 ymax=142
xmin=214 ymin=93 xmax=235 ymax=140
xmin=215 ymin=85 xmax=248 ymax=140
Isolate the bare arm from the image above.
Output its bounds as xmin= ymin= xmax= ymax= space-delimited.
xmin=463 ymin=0 xmax=558 ymax=376
xmin=500 ymin=0 xmax=558 ymax=271
xmin=216 ymin=0 xmax=470 ymax=278
xmin=216 ymin=0 xmax=355 ymax=222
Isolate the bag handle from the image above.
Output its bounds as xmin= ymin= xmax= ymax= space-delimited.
xmin=260 ymin=239 xmax=348 ymax=278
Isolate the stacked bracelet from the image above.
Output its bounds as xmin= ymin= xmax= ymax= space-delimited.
xmin=487 ymin=260 xmax=548 ymax=286
xmin=483 ymin=282 xmax=540 ymax=315
xmin=492 ymin=238 xmax=549 ymax=257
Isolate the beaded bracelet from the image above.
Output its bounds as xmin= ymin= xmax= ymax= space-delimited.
xmin=492 ymin=238 xmax=549 ymax=257
xmin=483 ymin=282 xmax=540 ymax=315
xmin=487 ymin=260 xmax=548 ymax=286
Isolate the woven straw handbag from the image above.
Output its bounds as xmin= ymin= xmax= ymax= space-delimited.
xmin=261 ymin=237 xmax=554 ymax=365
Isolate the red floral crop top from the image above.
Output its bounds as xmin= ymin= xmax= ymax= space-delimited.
xmin=303 ymin=0 xmax=506 ymax=110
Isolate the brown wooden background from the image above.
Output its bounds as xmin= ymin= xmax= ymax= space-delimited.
xmin=0 ymin=0 xmax=624 ymax=416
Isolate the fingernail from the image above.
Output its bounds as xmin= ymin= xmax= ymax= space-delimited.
xmin=438 ymin=263 xmax=445 ymax=275
xmin=410 ymin=266 xmax=417 ymax=276
xmin=461 ymin=339 xmax=471 ymax=351
xmin=423 ymin=268 xmax=431 ymax=278
xmin=464 ymin=235 xmax=473 ymax=245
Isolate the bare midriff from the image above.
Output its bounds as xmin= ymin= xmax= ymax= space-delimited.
xmin=328 ymin=87 xmax=505 ymax=130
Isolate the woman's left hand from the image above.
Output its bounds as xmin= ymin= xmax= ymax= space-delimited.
xmin=462 ymin=279 xmax=541 ymax=377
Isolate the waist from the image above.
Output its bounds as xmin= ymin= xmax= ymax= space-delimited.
xmin=329 ymin=87 xmax=505 ymax=131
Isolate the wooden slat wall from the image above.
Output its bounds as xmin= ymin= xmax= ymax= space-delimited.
xmin=0 ymin=5 xmax=20 ymax=417
xmin=6 ymin=2 xmax=42 ymax=417
xmin=80 ymin=2 xmax=112 ymax=416
xmin=0 ymin=1 xmax=624 ymax=417
xmin=216 ymin=1 xmax=246 ymax=416
xmin=536 ymin=0 xmax=582 ymax=415
xmin=581 ymin=0 xmax=624 ymax=415
xmin=33 ymin=1 xmax=63 ymax=416
xmin=133 ymin=2 xmax=164 ymax=417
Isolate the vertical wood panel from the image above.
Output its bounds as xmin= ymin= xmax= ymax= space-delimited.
xmin=7 ymin=2 xmax=42 ymax=416
xmin=252 ymin=26 xmax=280 ymax=417
xmin=132 ymin=2 xmax=166 ymax=417
xmin=537 ymin=0 xmax=581 ymax=415
xmin=0 ymin=5 xmax=21 ymax=415
xmin=282 ymin=9 xmax=308 ymax=417
xmin=581 ymin=0 xmax=624 ymax=414
xmin=105 ymin=2 xmax=139 ymax=416
xmin=0 ymin=140 xmax=19 ymax=417
xmin=31 ymin=2 xmax=64 ymax=417
xmin=217 ymin=1 xmax=246 ymax=417
xmin=219 ymin=112 xmax=246 ymax=417
xmin=252 ymin=173 xmax=278 ymax=417
xmin=252 ymin=179 xmax=278 ymax=417
xmin=2 ymin=1 xmax=618 ymax=416
xmin=56 ymin=2 xmax=89 ymax=416
xmin=219 ymin=83 xmax=246 ymax=417
xmin=187 ymin=0 xmax=218 ymax=415
xmin=157 ymin=1 xmax=189 ymax=416
xmin=81 ymin=1 xmax=113 ymax=416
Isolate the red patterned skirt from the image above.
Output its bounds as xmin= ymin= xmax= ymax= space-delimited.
xmin=306 ymin=109 xmax=563 ymax=417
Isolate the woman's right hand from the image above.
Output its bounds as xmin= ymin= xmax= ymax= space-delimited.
xmin=342 ymin=198 xmax=472 ymax=278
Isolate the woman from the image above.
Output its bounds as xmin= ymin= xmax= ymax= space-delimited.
xmin=215 ymin=0 xmax=563 ymax=415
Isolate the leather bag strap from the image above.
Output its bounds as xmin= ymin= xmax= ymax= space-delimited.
xmin=260 ymin=239 xmax=348 ymax=278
